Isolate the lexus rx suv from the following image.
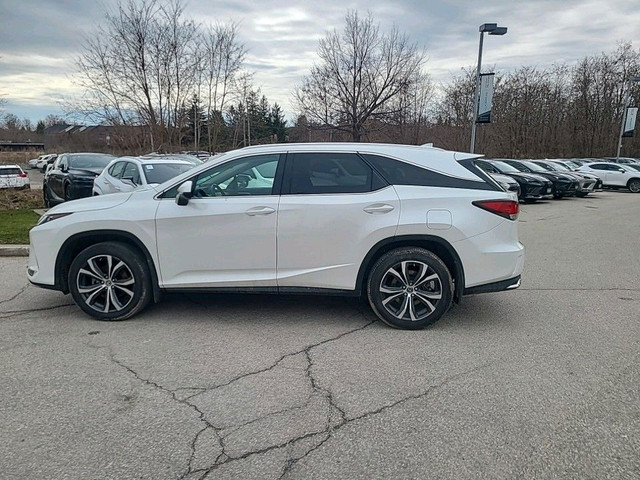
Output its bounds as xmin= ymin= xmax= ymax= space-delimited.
xmin=28 ymin=143 xmax=524 ymax=329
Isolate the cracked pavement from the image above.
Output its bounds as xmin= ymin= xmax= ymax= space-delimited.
xmin=1 ymin=191 xmax=639 ymax=479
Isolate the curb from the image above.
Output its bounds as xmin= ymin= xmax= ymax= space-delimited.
xmin=0 ymin=245 xmax=29 ymax=257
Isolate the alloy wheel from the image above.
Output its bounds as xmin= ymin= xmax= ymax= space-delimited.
xmin=629 ymin=180 xmax=640 ymax=193
xmin=76 ymin=255 xmax=135 ymax=313
xmin=379 ymin=260 xmax=442 ymax=322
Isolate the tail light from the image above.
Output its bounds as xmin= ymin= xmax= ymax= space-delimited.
xmin=19 ymin=172 xmax=27 ymax=178
xmin=473 ymin=199 xmax=519 ymax=220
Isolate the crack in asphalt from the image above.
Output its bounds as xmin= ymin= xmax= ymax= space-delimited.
xmin=100 ymin=309 xmax=376 ymax=479
xmin=0 ymin=302 xmax=75 ymax=319
xmin=0 ymin=283 xmax=29 ymax=306
xmin=107 ymin=354 xmax=227 ymax=480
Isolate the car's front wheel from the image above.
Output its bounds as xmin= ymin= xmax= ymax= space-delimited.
xmin=367 ymin=247 xmax=453 ymax=329
xmin=68 ymin=242 xmax=152 ymax=321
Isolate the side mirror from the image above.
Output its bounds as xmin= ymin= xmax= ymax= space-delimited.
xmin=60 ymin=164 xmax=67 ymax=172
xmin=122 ymin=176 xmax=137 ymax=186
xmin=175 ymin=180 xmax=193 ymax=206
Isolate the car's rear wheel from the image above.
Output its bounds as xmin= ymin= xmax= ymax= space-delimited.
xmin=367 ymin=247 xmax=453 ymax=329
xmin=628 ymin=179 xmax=640 ymax=193
xmin=68 ymin=242 xmax=152 ymax=321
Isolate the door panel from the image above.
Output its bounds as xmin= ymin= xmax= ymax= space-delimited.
xmin=155 ymin=153 xmax=283 ymax=288
xmin=277 ymin=186 xmax=400 ymax=290
xmin=155 ymin=197 xmax=279 ymax=288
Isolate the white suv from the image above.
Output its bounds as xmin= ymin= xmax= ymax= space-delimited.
xmin=0 ymin=164 xmax=30 ymax=189
xmin=28 ymin=143 xmax=524 ymax=329
xmin=578 ymin=162 xmax=640 ymax=193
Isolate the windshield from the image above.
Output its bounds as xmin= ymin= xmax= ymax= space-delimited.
xmin=625 ymin=164 xmax=640 ymax=172
xmin=69 ymin=154 xmax=114 ymax=169
xmin=143 ymin=163 xmax=193 ymax=184
xmin=534 ymin=162 xmax=556 ymax=171
xmin=551 ymin=162 xmax=571 ymax=171
xmin=491 ymin=161 xmax=520 ymax=174
xmin=520 ymin=161 xmax=547 ymax=172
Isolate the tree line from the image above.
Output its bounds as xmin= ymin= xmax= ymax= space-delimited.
xmin=1 ymin=0 xmax=639 ymax=158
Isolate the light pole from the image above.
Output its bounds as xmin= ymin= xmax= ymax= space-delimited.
xmin=616 ymin=76 xmax=640 ymax=159
xmin=470 ymin=23 xmax=507 ymax=154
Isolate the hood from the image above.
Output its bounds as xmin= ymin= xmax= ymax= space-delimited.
xmin=47 ymin=192 xmax=132 ymax=215
xmin=490 ymin=173 xmax=518 ymax=185
xmin=508 ymin=172 xmax=544 ymax=183
xmin=69 ymin=167 xmax=104 ymax=176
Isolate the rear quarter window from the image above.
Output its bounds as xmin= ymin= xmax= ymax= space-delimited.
xmin=361 ymin=154 xmax=498 ymax=191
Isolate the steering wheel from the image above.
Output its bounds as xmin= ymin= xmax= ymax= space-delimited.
xmin=207 ymin=184 xmax=226 ymax=197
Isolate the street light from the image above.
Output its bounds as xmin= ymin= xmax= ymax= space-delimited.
xmin=616 ymin=76 xmax=640 ymax=159
xmin=470 ymin=23 xmax=507 ymax=154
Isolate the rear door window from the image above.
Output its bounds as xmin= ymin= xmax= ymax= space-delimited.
xmin=285 ymin=153 xmax=385 ymax=194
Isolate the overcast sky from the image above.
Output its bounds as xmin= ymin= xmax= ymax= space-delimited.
xmin=1 ymin=0 xmax=639 ymax=124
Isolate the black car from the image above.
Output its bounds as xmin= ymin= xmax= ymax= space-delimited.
xmin=476 ymin=159 xmax=552 ymax=202
xmin=43 ymin=153 xmax=115 ymax=207
xmin=501 ymin=159 xmax=578 ymax=199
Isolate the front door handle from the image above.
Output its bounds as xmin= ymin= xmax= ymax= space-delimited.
xmin=363 ymin=203 xmax=395 ymax=214
xmin=245 ymin=206 xmax=276 ymax=216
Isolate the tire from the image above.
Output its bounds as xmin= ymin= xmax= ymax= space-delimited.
xmin=628 ymin=179 xmax=640 ymax=193
xmin=43 ymin=185 xmax=51 ymax=208
xmin=68 ymin=242 xmax=153 ymax=321
xmin=63 ymin=183 xmax=73 ymax=202
xmin=367 ymin=247 xmax=453 ymax=330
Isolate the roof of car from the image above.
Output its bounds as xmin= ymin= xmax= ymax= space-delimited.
xmin=113 ymin=155 xmax=194 ymax=165
xmin=0 ymin=164 xmax=21 ymax=169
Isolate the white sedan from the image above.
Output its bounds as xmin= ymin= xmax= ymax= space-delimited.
xmin=578 ymin=162 xmax=640 ymax=193
xmin=93 ymin=156 xmax=195 ymax=195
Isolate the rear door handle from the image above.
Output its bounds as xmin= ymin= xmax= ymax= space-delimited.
xmin=363 ymin=203 xmax=395 ymax=214
xmin=245 ymin=206 xmax=276 ymax=216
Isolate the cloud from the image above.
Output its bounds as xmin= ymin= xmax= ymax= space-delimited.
xmin=1 ymin=0 xmax=638 ymax=122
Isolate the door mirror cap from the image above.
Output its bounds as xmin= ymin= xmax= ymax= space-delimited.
xmin=175 ymin=180 xmax=193 ymax=206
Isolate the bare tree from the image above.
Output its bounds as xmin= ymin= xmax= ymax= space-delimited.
xmin=296 ymin=10 xmax=427 ymax=141
xmin=74 ymin=0 xmax=241 ymax=151
xmin=199 ymin=22 xmax=246 ymax=152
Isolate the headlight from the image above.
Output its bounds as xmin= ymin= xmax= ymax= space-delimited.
xmin=36 ymin=212 xmax=73 ymax=226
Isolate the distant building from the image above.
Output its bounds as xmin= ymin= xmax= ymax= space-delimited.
xmin=0 ymin=141 xmax=45 ymax=152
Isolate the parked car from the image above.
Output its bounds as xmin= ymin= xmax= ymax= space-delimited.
xmin=489 ymin=173 xmax=520 ymax=198
xmin=531 ymin=160 xmax=596 ymax=197
xmin=501 ymin=159 xmax=578 ymax=198
xmin=476 ymin=159 xmax=552 ymax=202
xmin=546 ymin=160 xmax=603 ymax=190
xmin=578 ymin=162 xmax=640 ymax=193
xmin=29 ymin=155 xmax=44 ymax=169
xmin=0 ymin=164 xmax=30 ymax=190
xmin=43 ymin=153 xmax=115 ymax=207
xmin=28 ymin=143 xmax=524 ymax=329
xmin=93 ymin=156 xmax=195 ymax=195
xmin=37 ymin=154 xmax=57 ymax=171
xmin=43 ymin=155 xmax=59 ymax=174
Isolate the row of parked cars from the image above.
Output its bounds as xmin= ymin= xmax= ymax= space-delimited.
xmin=40 ymin=152 xmax=204 ymax=207
xmin=481 ymin=157 xmax=640 ymax=202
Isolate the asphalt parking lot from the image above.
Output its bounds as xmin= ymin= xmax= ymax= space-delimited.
xmin=1 ymin=191 xmax=639 ymax=479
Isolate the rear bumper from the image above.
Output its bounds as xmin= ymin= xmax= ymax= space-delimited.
xmin=463 ymin=275 xmax=521 ymax=295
